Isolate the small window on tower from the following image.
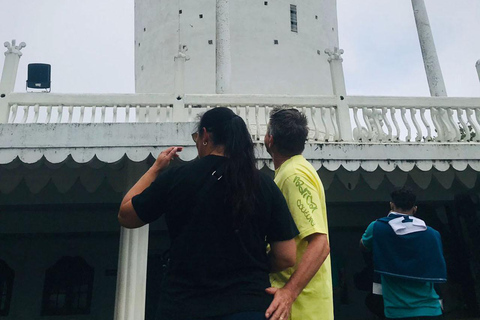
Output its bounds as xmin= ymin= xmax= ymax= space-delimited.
xmin=199 ymin=14 xmax=203 ymax=18
xmin=274 ymin=40 xmax=279 ymax=45
xmin=290 ymin=4 xmax=298 ymax=33
xmin=264 ymin=1 xmax=268 ymax=5
xmin=208 ymin=40 xmax=213 ymax=45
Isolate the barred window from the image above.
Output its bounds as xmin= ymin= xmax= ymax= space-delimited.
xmin=290 ymin=4 xmax=298 ymax=33
xmin=41 ymin=257 xmax=94 ymax=316
xmin=0 ymin=260 xmax=14 ymax=316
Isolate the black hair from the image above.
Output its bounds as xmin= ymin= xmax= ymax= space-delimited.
xmin=268 ymin=107 xmax=308 ymax=156
xmin=391 ymin=187 xmax=416 ymax=211
xmin=197 ymin=107 xmax=259 ymax=226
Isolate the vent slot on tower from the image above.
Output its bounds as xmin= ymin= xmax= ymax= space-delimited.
xmin=290 ymin=4 xmax=297 ymax=33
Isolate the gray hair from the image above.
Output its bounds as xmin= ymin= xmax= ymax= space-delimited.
xmin=268 ymin=107 xmax=308 ymax=156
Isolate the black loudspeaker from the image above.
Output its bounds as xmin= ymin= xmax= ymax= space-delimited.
xmin=26 ymin=63 xmax=51 ymax=92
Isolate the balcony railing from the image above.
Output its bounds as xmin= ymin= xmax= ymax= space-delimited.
xmin=3 ymin=92 xmax=480 ymax=143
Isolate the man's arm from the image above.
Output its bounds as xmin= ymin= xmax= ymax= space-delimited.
xmin=265 ymin=232 xmax=329 ymax=320
xmin=268 ymin=239 xmax=297 ymax=273
xmin=359 ymin=221 xmax=375 ymax=252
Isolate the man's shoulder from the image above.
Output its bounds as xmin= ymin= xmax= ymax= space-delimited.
xmin=275 ymin=155 xmax=319 ymax=184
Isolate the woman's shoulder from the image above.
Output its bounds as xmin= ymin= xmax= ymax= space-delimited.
xmin=257 ymin=170 xmax=280 ymax=193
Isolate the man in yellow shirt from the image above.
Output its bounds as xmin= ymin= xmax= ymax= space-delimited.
xmin=264 ymin=108 xmax=333 ymax=320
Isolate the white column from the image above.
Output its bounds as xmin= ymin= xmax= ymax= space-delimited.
xmin=173 ymin=45 xmax=189 ymax=121
xmin=0 ymin=40 xmax=26 ymax=123
xmin=325 ymin=47 xmax=353 ymax=142
xmin=411 ymin=0 xmax=447 ymax=97
xmin=216 ymin=0 xmax=231 ymax=94
xmin=476 ymin=60 xmax=480 ymax=84
xmin=114 ymin=162 xmax=150 ymax=320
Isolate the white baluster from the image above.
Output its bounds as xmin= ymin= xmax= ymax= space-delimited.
xmin=331 ymin=107 xmax=340 ymax=141
xmin=9 ymin=104 xmax=17 ymax=123
xmin=362 ymin=107 xmax=373 ymax=140
xmin=187 ymin=105 xmax=192 ymax=122
xmin=80 ymin=106 xmax=85 ymax=123
xmin=31 ymin=104 xmax=40 ymax=123
xmin=57 ymin=105 xmax=64 ymax=123
xmin=125 ymin=105 xmax=130 ymax=123
xmin=45 ymin=105 xmax=52 ymax=124
xmin=420 ymin=108 xmax=432 ymax=141
xmin=100 ymin=105 xmax=106 ymax=123
xmin=446 ymin=108 xmax=459 ymax=141
xmin=21 ymin=106 xmax=29 ymax=123
xmin=431 ymin=108 xmax=444 ymax=141
xmin=113 ymin=105 xmax=118 ymax=123
xmin=352 ymin=107 xmax=363 ymax=141
xmin=466 ymin=108 xmax=480 ymax=142
xmin=135 ymin=105 xmax=141 ymax=123
xmin=145 ymin=105 xmax=150 ymax=123
xmin=245 ymin=106 xmax=251 ymax=136
xmin=457 ymin=108 xmax=469 ymax=141
xmin=166 ymin=106 xmax=171 ymax=122
xmin=311 ymin=107 xmax=320 ymax=141
xmin=255 ymin=105 xmax=260 ymax=140
xmin=321 ymin=107 xmax=330 ymax=141
xmin=381 ymin=107 xmax=393 ymax=141
xmin=156 ymin=105 xmax=161 ymax=122
xmin=67 ymin=106 xmax=73 ymax=123
xmin=475 ymin=109 xmax=480 ymax=128
xmin=391 ymin=108 xmax=400 ymax=142
xmin=410 ymin=108 xmax=422 ymax=142
xmin=264 ymin=106 xmax=270 ymax=125
xmin=372 ymin=109 xmax=384 ymax=141
xmin=400 ymin=108 xmax=411 ymax=142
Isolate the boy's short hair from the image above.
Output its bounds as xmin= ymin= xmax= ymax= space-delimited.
xmin=391 ymin=187 xmax=416 ymax=211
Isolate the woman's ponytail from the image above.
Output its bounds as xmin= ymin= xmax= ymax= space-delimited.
xmin=197 ymin=108 xmax=259 ymax=227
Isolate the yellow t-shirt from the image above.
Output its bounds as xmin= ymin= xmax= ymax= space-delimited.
xmin=270 ymin=155 xmax=334 ymax=320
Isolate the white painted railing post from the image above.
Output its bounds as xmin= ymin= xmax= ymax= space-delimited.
xmin=173 ymin=45 xmax=189 ymax=121
xmin=476 ymin=60 xmax=480 ymax=84
xmin=411 ymin=0 xmax=447 ymax=97
xmin=114 ymin=162 xmax=150 ymax=320
xmin=325 ymin=47 xmax=353 ymax=141
xmin=216 ymin=0 xmax=231 ymax=94
xmin=0 ymin=40 xmax=26 ymax=123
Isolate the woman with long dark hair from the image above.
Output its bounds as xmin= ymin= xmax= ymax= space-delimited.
xmin=118 ymin=107 xmax=298 ymax=320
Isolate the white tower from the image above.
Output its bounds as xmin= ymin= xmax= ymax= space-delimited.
xmin=135 ymin=0 xmax=339 ymax=95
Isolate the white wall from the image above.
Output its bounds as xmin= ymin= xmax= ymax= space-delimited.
xmin=135 ymin=0 xmax=338 ymax=95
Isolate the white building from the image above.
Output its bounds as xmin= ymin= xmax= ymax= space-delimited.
xmin=1 ymin=1 xmax=479 ymax=319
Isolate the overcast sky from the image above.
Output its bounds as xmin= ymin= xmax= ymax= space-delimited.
xmin=1 ymin=0 xmax=479 ymax=97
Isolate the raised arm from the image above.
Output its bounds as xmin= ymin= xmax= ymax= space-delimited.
xmin=118 ymin=147 xmax=182 ymax=228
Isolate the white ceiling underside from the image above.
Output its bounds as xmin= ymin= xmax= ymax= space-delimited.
xmin=1 ymin=123 xmax=479 ymax=194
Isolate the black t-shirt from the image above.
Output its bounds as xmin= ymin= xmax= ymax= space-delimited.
xmin=132 ymin=155 xmax=298 ymax=319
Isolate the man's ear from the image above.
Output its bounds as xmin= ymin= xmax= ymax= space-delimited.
xmin=265 ymin=134 xmax=274 ymax=149
xmin=389 ymin=202 xmax=394 ymax=211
